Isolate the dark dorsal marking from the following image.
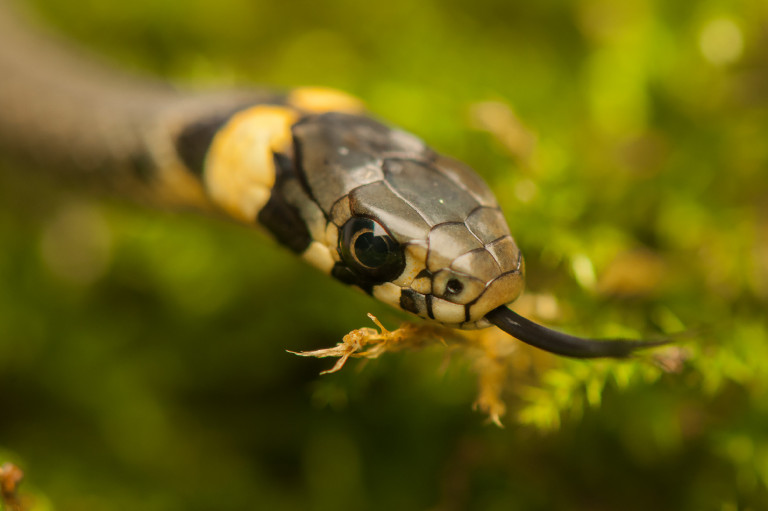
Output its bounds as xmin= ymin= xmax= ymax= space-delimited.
xmin=257 ymin=154 xmax=313 ymax=254
xmin=174 ymin=114 xmax=233 ymax=176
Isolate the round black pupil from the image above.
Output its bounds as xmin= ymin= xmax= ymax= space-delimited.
xmin=354 ymin=231 xmax=391 ymax=268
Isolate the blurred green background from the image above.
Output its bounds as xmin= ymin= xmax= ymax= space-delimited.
xmin=1 ymin=0 xmax=767 ymax=509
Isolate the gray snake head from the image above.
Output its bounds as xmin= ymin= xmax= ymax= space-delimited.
xmin=287 ymin=112 xmax=524 ymax=328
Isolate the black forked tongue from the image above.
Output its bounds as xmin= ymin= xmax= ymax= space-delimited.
xmin=485 ymin=306 xmax=670 ymax=359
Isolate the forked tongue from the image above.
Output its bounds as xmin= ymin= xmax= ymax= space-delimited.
xmin=485 ymin=306 xmax=670 ymax=359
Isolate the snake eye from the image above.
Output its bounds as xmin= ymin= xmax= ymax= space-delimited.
xmin=340 ymin=217 xmax=405 ymax=283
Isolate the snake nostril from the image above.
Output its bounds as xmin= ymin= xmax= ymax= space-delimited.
xmin=445 ymin=278 xmax=464 ymax=295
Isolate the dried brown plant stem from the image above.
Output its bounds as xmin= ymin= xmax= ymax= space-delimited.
xmin=290 ymin=314 xmax=529 ymax=426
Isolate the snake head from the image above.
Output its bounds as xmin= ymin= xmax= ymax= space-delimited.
xmin=199 ymin=103 xmax=671 ymax=355
xmin=288 ymin=112 xmax=524 ymax=328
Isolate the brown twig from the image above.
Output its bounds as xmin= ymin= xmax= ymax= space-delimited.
xmin=289 ymin=314 xmax=528 ymax=426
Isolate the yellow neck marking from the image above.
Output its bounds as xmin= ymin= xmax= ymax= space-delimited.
xmin=204 ymin=105 xmax=298 ymax=222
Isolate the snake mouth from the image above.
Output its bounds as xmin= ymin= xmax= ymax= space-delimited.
xmin=484 ymin=306 xmax=671 ymax=358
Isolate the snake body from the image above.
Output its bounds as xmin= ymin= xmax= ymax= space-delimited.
xmin=0 ymin=1 xmax=667 ymax=356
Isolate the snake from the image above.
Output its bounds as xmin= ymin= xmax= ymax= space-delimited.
xmin=0 ymin=1 xmax=667 ymax=358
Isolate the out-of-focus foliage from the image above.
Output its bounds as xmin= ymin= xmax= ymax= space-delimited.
xmin=1 ymin=0 xmax=767 ymax=509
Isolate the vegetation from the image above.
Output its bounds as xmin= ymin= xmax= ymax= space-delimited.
xmin=1 ymin=0 xmax=766 ymax=509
